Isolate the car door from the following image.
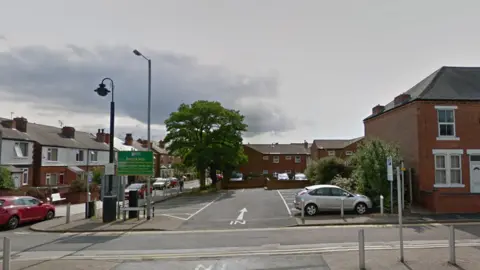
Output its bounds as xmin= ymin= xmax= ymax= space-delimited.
xmin=329 ymin=188 xmax=354 ymax=210
xmin=13 ymin=198 xmax=32 ymax=221
xmin=23 ymin=198 xmax=45 ymax=220
xmin=310 ymin=188 xmax=332 ymax=211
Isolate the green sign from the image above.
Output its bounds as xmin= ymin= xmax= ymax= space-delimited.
xmin=117 ymin=151 xmax=154 ymax=176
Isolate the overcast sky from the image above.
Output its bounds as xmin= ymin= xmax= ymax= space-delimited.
xmin=2 ymin=1 xmax=480 ymax=143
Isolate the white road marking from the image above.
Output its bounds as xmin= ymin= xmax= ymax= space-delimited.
xmin=186 ymin=193 xmax=226 ymax=220
xmin=277 ymin=190 xmax=292 ymax=216
xmin=160 ymin=214 xmax=188 ymax=221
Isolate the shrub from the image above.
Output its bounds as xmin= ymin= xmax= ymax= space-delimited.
xmin=350 ymin=138 xmax=402 ymax=209
xmin=69 ymin=179 xmax=87 ymax=193
xmin=26 ymin=187 xmax=47 ymax=200
xmin=331 ymin=174 xmax=358 ymax=193
xmin=305 ymin=156 xmax=353 ymax=184
xmin=0 ymin=167 xmax=14 ymax=189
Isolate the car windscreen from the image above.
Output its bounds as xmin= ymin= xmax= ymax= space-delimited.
xmin=0 ymin=200 xmax=5 ymax=206
xmin=232 ymin=173 xmax=243 ymax=178
xmin=127 ymin=184 xmax=143 ymax=189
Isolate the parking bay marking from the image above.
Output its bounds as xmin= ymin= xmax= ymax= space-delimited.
xmin=230 ymin=208 xmax=247 ymax=225
xmin=277 ymin=190 xmax=293 ymax=216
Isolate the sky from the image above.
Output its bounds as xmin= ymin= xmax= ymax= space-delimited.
xmin=2 ymin=1 xmax=480 ymax=144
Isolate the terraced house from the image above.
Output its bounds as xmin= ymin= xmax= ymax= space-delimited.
xmin=310 ymin=137 xmax=364 ymax=160
xmin=240 ymin=142 xmax=311 ymax=176
xmin=364 ymin=66 xmax=480 ymax=213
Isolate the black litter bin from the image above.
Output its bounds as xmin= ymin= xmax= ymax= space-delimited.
xmin=102 ymin=196 xmax=117 ymax=222
xmin=85 ymin=201 xmax=96 ymax=219
xmin=128 ymin=190 xmax=139 ymax=219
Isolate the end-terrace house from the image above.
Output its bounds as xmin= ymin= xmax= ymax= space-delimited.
xmin=0 ymin=118 xmax=35 ymax=188
xmin=310 ymin=137 xmax=364 ymax=160
xmin=25 ymin=122 xmax=110 ymax=186
xmin=240 ymin=142 xmax=311 ymax=175
xmin=364 ymin=66 xmax=480 ymax=213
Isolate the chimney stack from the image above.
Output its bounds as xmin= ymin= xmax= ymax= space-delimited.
xmin=159 ymin=140 xmax=165 ymax=148
xmin=61 ymin=126 xmax=75 ymax=139
xmin=372 ymin=104 xmax=385 ymax=115
xmin=1 ymin=119 xmax=15 ymax=129
xmin=96 ymin=129 xmax=105 ymax=143
xmin=13 ymin=117 xmax=27 ymax=132
xmin=125 ymin=133 xmax=133 ymax=146
xmin=303 ymin=140 xmax=308 ymax=149
xmin=394 ymin=93 xmax=411 ymax=106
xmin=104 ymin=133 xmax=111 ymax=145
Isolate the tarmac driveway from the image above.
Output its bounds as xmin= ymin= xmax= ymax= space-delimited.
xmin=177 ymin=188 xmax=297 ymax=230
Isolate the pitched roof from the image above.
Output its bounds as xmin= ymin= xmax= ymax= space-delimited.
xmin=246 ymin=144 xmax=310 ymax=155
xmin=0 ymin=123 xmax=33 ymax=141
xmin=0 ymin=117 xmax=109 ymax=151
xmin=313 ymin=137 xmax=363 ymax=150
xmin=366 ymin=66 xmax=480 ymax=119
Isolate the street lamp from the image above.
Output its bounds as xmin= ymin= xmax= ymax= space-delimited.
xmin=132 ymin=49 xmax=152 ymax=220
xmin=94 ymin=78 xmax=116 ymax=223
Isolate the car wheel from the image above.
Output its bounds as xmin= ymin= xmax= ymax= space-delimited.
xmin=355 ymin=203 xmax=368 ymax=215
xmin=45 ymin=210 xmax=55 ymax=220
xmin=7 ymin=216 xmax=19 ymax=230
xmin=304 ymin=203 xmax=318 ymax=216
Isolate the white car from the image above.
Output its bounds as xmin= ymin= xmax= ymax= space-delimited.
xmin=230 ymin=172 xmax=243 ymax=181
xmin=277 ymin=173 xmax=290 ymax=180
xmin=293 ymin=173 xmax=307 ymax=180
xmin=153 ymin=178 xmax=169 ymax=190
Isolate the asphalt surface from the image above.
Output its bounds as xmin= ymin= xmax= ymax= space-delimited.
xmin=178 ymin=188 xmax=296 ymax=230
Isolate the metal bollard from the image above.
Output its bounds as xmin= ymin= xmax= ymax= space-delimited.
xmin=66 ymin=203 xmax=71 ymax=224
xmin=3 ymin=237 xmax=11 ymax=270
xmin=358 ymin=229 xmax=365 ymax=270
xmin=341 ymin=197 xmax=345 ymax=218
xmin=380 ymin=195 xmax=384 ymax=215
xmin=301 ymin=199 xmax=305 ymax=224
xmin=449 ymin=225 xmax=456 ymax=265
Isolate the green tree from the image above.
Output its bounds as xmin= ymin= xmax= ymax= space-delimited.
xmin=0 ymin=167 xmax=15 ymax=189
xmin=304 ymin=156 xmax=353 ymax=184
xmin=350 ymin=138 xmax=402 ymax=209
xmin=164 ymin=100 xmax=248 ymax=189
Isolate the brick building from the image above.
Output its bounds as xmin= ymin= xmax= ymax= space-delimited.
xmin=364 ymin=66 xmax=480 ymax=213
xmin=240 ymin=142 xmax=311 ymax=176
xmin=310 ymin=137 xmax=364 ymax=160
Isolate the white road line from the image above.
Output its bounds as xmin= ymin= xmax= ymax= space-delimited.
xmin=277 ymin=190 xmax=292 ymax=216
xmin=160 ymin=214 xmax=188 ymax=221
xmin=186 ymin=193 xmax=226 ymax=220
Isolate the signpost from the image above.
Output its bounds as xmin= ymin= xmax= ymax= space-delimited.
xmin=387 ymin=156 xmax=393 ymax=214
xmin=397 ymin=166 xmax=404 ymax=262
xmin=117 ymin=151 xmax=154 ymax=176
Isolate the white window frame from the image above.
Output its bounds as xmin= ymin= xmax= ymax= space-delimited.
xmin=47 ymin=148 xmax=58 ymax=161
xmin=435 ymin=105 xmax=459 ymax=141
xmin=46 ymin=173 xmax=58 ymax=186
xmin=14 ymin=142 xmax=28 ymax=158
xmin=76 ymin=150 xmax=84 ymax=162
xmin=90 ymin=151 xmax=98 ymax=162
xmin=273 ymin=156 xmax=280 ymax=163
xmin=345 ymin=151 xmax=353 ymax=156
xmin=295 ymin=156 xmax=301 ymax=163
xmin=285 ymin=156 xmax=292 ymax=160
xmin=22 ymin=169 xmax=28 ymax=185
xmin=432 ymin=149 xmax=464 ymax=188
xmin=328 ymin=150 xmax=335 ymax=156
xmin=262 ymin=170 xmax=268 ymax=175
xmin=263 ymin=156 xmax=269 ymax=160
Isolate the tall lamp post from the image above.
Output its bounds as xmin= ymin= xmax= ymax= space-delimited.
xmin=132 ymin=49 xmax=152 ymax=220
xmin=94 ymin=78 xmax=116 ymax=222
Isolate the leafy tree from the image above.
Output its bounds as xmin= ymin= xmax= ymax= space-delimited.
xmin=304 ymin=156 xmax=353 ymax=184
xmin=0 ymin=167 xmax=14 ymax=189
xmin=331 ymin=174 xmax=358 ymax=193
xmin=350 ymin=138 xmax=402 ymax=209
xmin=164 ymin=100 xmax=248 ymax=189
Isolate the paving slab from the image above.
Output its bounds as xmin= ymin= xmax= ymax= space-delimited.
xmin=10 ymin=259 xmax=121 ymax=270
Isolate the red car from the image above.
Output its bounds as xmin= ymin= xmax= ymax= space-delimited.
xmin=0 ymin=196 xmax=55 ymax=230
xmin=124 ymin=183 xmax=153 ymax=200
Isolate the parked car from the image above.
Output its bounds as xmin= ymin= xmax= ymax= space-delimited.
xmin=0 ymin=196 xmax=55 ymax=230
xmin=230 ymin=172 xmax=243 ymax=181
xmin=168 ymin=177 xmax=179 ymax=188
xmin=124 ymin=183 xmax=153 ymax=200
xmin=293 ymin=173 xmax=308 ymax=180
xmin=294 ymin=184 xmax=372 ymax=216
xmin=277 ymin=173 xmax=290 ymax=180
xmin=153 ymin=178 xmax=169 ymax=190
xmin=216 ymin=174 xmax=223 ymax=181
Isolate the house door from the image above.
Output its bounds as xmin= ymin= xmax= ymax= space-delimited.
xmin=470 ymin=155 xmax=480 ymax=193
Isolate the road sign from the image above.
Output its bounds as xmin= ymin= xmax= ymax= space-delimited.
xmin=87 ymin=171 xmax=93 ymax=183
xmin=117 ymin=151 xmax=154 ymax=176
xmin=387 ymin=156 xmax=393 ymax=181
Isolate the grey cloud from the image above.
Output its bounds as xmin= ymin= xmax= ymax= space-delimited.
xmin=0 ymin=45 xmax=293 ymax=136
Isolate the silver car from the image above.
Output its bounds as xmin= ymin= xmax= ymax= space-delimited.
xmin=294 ymin=184 xmax=372 ymax=216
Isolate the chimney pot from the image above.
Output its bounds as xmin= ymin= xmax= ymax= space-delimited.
xmin=61 ymin=126 xmax=75 ymax=138
xmin=372 ymin=104 xmax=385 ymax=115
xmin=96 ymin=129 xmax=105 ymax=143
xmin=125 ymin=133 xmax=133 ymax=146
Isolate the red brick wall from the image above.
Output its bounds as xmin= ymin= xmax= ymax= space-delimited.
xmin=314 ymin=142 xmax=362 ymax=160
xmin=37 ymin=165 xmax=104 ymax=186
xmin=239 ymin=146 xmax=308 ymax=175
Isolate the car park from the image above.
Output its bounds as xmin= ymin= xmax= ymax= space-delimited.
xmin=294 ymin=184 xmax=372 ymax=215
xmin=0 ymin=196 xmax=56 ymax=230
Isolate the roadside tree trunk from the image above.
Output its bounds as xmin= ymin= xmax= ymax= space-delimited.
xmin=199 ymin=169 xmax=206 ymax=190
